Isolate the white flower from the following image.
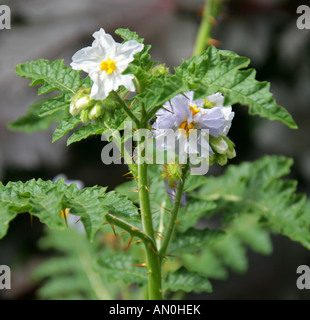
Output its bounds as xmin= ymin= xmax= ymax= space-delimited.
xmin=152 ymin=91 xmax=234 ymax=159
xmin=71 ymin=28 xmax=144 ymax=100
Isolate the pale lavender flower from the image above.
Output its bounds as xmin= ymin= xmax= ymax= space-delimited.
xmin=152 ymin=91 xmax=234 ymax=159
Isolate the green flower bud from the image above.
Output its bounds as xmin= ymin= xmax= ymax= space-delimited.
xmin=103 ymin=95 xmax=119 ymax=110
xmin=160 ymin=163 xmax=183 ymax=189
xmin=215 ymin=154 xmax=228 ymax=166
xmin=150 ymin=64 xmax=169 ymax=76
xmin=226 ymin=147 xmax=236 ymax=159
xmin=80 ymin=109 xmax=89 ymax=123
xmin=88 ymin=103 xmax=103 ymax=120
xmin=222 ymin=136 xmax=236 ymax=159
xmin=210 ymin=136 xmax=229 ymax=154
xmin=76 ymin=96 xmax=91 ymax=109
xmin=167 ymin=163 xmax=182 ymax=182
xmin=69 ymin=88 xmax=93 ymax=116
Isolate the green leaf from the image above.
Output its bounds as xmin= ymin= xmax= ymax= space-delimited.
xmin=169 ymin=228 xmax=224 ymax=255
xmin=181 ymin=215 xmax=272 ymax=278
xmin=67 ymin=123 xmax=104 ymax=146
xmin=212 ymin=233 xmax=248 ymax=273
xmin=0 ymin=179 xmax=140 ymax=241
xmin=138 ymin=46 xmax=296 ymax=128
xmin=232 ymin=215 xmax=273 ymax=255
xmin=8 ymin=99 xmax=65 ymax=133
xmin=177 ymin=199 xmax=217 ymax=231
xmin=15 ymin=59 xmax=88 ymax=96
xmin=195 ymin=155 xmax=310 ymax=250
xmin=52 ymin=116 xmax=81 ymax=143
xmin=96 ymin=251 xmax=148 ymax=285
xmin=137 ymin=74 xmax=189 ymax=111
xmin=14 ymin=59 xmax=92 ymax=135
xmin=115 ymin=28 xmax=144 ymax=43
xmin=164 ymin=267 xmax=212 ymax=293
xmin=182 ymin=250 xmax=228 ymax=280
xmin=39 ymin=95 xmax=70 ymax=117
xmin=178 ymin=47 xmax=297 ymax=129
xmin=33 ymin=228 xmax=113 ymax=300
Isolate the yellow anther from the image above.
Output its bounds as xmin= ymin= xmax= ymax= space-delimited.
xmin=100 ymin=58 xmax=116 ymax=74
xmin=179 ymin=120 xmax=195 ymax=138
xmin=61 ymin=208 xmax=69 ymax=218
xmin=189 ymin=104 xmax=200 ymax=116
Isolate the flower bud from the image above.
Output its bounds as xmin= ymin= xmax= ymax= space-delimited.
xmin=70 ymin=101 xmax=79 ymax=116
xmin=80 ymin=110 xmax=89 ymax=123
xmin=150 ymin=64 xmax=169 ymax=76
xmin=215 ymin=154 xmax=228 ymax=166
xmin=222 ymin=136 xmax=236 ymax=159
xmin=69 ymin=88 xmax=93 ymax=116
xmin=210 ymin=136 xmax=229 ymax=154
xmin=88 ymin=103 xmax=103 ymax=120
xmin=167 ymin=163 xmax=182 ymax=182
xmin=226 ymin=147 xmax=236 ymax=159
xmin=75 ymin=96 xmax=91 ymax=110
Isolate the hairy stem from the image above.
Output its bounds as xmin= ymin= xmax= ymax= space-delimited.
xmin=193 ymin=0 xmax=218 ymax=56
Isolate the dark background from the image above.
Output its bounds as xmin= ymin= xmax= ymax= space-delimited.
xmin=0 ymin=0 xmax=310 ymax=299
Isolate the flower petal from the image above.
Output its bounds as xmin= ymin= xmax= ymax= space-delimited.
xmin=71 ymin=46 xmax=102 ymax=73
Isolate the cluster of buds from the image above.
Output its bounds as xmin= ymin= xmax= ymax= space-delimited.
xmin=209 ymin=135 xmax=236 ymax=166
xmin=70 ymin=88 xmax=103 ymax=123
xmin=69 ymin=88 xmax=122 ymax=123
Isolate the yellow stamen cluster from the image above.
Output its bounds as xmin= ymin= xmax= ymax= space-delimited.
xmin=100 ymin=58 xmax=116 ymax=75
xmin=178 ymin=104 xmax=200 ymax=137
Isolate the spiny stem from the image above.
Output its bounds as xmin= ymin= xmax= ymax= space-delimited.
xmin=136 ymin=127 xmax=162 ymax=299
xmin=159 ymin=163 xmax=189 ymax=259
xmin=193 ymin=0 xmax=219 ymax=56
xmin=111 ymin=91 xmax=141 ymax=127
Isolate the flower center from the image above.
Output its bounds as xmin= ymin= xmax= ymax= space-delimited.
xmin=100 ymin=58 xmax=116 ymax=75
xmin=179 ymin=121 xmax=195 ymax=138
xmin=178 ymin=105 xmax=200 ymax=138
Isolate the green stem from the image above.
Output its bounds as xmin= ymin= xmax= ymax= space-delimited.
xmin=106 ymin=212 xmax=162 ymax=300
xmin=159 ymin=163 xmax=189 ymax=259
xmin=136 ymin=125 xmax=162 ymax=300
xmin=193 ymin=0 xmax=217 ymax=56
xmin=111 ymin=91 xmax=141 ymax=127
